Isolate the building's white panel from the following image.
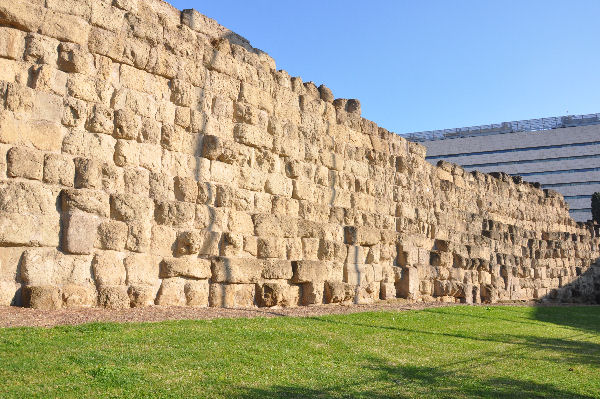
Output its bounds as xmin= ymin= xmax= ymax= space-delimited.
xmin=430 ymin=144 xmax=600 ymax=166
xmin=425 ymin=125 xmax=600 ymax=157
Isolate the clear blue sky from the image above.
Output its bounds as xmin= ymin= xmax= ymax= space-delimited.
xmin=170 ymin=0 xmax=600 ymax=134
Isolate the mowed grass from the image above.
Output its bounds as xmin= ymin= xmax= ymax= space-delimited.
xmin=1 ymin=306 xmax=599 ymax=398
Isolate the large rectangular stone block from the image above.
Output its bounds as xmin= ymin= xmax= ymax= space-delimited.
xmin=209 ymin=283 xmax=255 ymax=308
xmin=211 ymin=257 xmax=262 ymax=284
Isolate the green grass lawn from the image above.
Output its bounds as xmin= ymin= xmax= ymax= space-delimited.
xmin=1 ymin=306 xmax=599 ymax=398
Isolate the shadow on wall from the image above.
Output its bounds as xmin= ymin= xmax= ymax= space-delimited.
xmin=538 ymin=260 xmax=600 ymax=308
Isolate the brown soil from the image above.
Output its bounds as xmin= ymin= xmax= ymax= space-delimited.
xmin=0 ymin=299 xmax=581 ymax=328
xmin=0 ymin=299 xmax=456 ymax=328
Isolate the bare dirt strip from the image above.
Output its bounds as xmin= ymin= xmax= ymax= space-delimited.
xmin=0 ymin=300 xmax=585 ymax=328
xmin=0 ymin=300 xmax=453 ymax=328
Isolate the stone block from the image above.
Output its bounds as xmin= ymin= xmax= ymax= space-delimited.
xmin=87 ymin=104 xmax=114 ymax=135
xmin=155 ymin=277 xmax=186 ymax=306
xmin=39 ymin=10 xmax=89 ymax=45
xmin=0 ymin=280 xmax=20 ymax=306
xmin=344 ymin=263 xmax=374 ymax=285
xmin=124 ymin=167 xmax=150 ymax=195
xmin=0 ymin=1 xmax=45 ymax=32
xmin=324 ymin=281 xmax=354 ymax=303
xmin=257 ymin=237 xmax=286 ymax=259
xmin=62 ymin=188 xmax=110 ymax=217
xmin=174 ymin=176 xmax=198 ymax=202
xmin=124 ymin=253 xmax=159 ymax=286
xmin=262 ymin=260 xmax=293 ymax=280
xmin=57 ymin=42 xmax=92 ymax=73
xmin=344 ymin=226 xmax=380 ymax=246
xmin=0 ymin=27 xmax=26 ymax=60
xmin=43 ymin=153 xmax=75 ymax=186
xmin=160 ymin=257 xmax=211 ymax=280
xmin=265 ymin=174 xmax=292 ymax=197
xmin=128 ymin=285 xmax=157 ymax=307
xmin=291 ymin=260 xmax=327 ymax=283
xmin=92 ymin=251 xmax=126 ymax=287
xmin=114 ymin=108 xmax=141 ymax=140
xmin=154 ymin=200 xmax=195 ymax=227
xmin=301 ymin=281 xmax=324 ymax=305
xmin=257 ymin=282 xmax=298 ymax=307
xmin=62 ymin=213 xmax=100 ymax=255
xmin=114 ymin=139 xmax=140 ymax=167
xmin=396 ymin=267 xmax=420 ymax=300
xmin=73 ymin=158 xmax=102 ymax=189
xmin=211 ymin=257 xmax=263 ymax=284
xmin=0 ymin=212 xmax=60 ymax=247
xmin=96 ymin=220 xmax=128 ymax=251
xmin=131 ymin=219 xmax=154 ymax=253
xmin=185 ymin=279 xmax=209 ymax=307
xmin=209 ymin=283 xmax=256 ymax=308
xmin=62 ymin=284 xmax=96 ymax=308
xmin=22 ymin=285 xmax=61 ymax=309
xmin=98 ymin=285 xmax=130 ymax=309
xmin=380 ymin=282 xmax=397 ymax=300
xmin=0 ymin=181 xmax=57 ymax=215
xmin=6 ymin=147 xmax=43 ymax=180
xmin=110 ymin=193 xmax=154 ymax=222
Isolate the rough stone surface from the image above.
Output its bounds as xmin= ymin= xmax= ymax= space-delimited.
xmin=0 ymin=0 xmax=598 ymax=310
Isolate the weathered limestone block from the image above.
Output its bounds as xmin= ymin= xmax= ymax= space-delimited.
xmin=291 ymin=260 xmax=327 ymax=283
xmin=380 ymin=282 xmax=397 ymax=300
xmin=301 ymin=281 xmax=324 ymax=305
xmin=257 ymin=282 xmax=300 ymax=307
xmin=396 ymin=267 xmax=420 ymax=300
xmin=98 ymin=286 xmax=130 ymax=309
xmin=257 ymin=237 xmax=286 ymax=259
xmin=0 ymin=27 xmax=26 ymax=60
xmin=62 ymin=212 xmax=100 ymax=255
xmin=124 ymin=253 xmax=159 ymax=287
xmin=156 ymin=277 xmax=187 ymax=306
xmin=209 ymin=283 xmax=256 ymax=308
xmin=92 ymin=251 xmax=126 ymax=287
xmin=154 ymin=200 xmax=195 ymax=227
xmin=0 ymin=213 xmax=60 ymax=247
xmin=43 ymin=153 xmax=75 ymax=186
xmin=22 ymin=285 xmax=62 ymax=310
xmin=62 ymin=188 xmax=110 ymax=217
xmin=6 ymin=147 xmax=44 ymax=180
xmin=344 ymin=263 xmax=375 ymax=285
xmin=128 ymin=285 xmax=157 ymax=307
xmin=160 ymin=257 xmax=211 ymax=279
xmin=262 ymin=260 xmax=293 ymax=280
xmin=62 ymin=284 xmax=96 ymax=308
xmin=324 ymin=281 xmax=354 ymax=303
xmin=344 ymin=226 xmax=380 ymax=246
xmin=110 ymin=193 xmax=154 ymax=222
xmin=0 ymin=1 xmax=46 ymax=32
xmin=126 ymin=221 xmax=151 ymax=253
xmin=20 ymin=249 xmax=92 ymax=287
xmin=185 ymin=279 xmax=210 ymax=307
xmin=211 ymin=257 xmax=262 ymax=283
xmin=174 ymin=176 xmax=199 ymax=202
xmin=0 ymin=280 xmax=21 ymax=306
xmin=96 ymin=220 xmax=128 ymax=251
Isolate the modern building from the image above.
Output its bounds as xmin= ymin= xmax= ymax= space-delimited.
xmin=402 ymin=113 xmax=600 ymax=222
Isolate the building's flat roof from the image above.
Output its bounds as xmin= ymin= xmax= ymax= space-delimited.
xmin=401 ymin=113 xmax=600 ymax=142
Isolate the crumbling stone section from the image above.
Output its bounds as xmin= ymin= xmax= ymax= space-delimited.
xmin=0 ymin=0 xmax=598 ymax=309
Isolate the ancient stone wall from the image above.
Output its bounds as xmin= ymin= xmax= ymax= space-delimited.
xmin=0 ymin=0 xmax=598 ymax=309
